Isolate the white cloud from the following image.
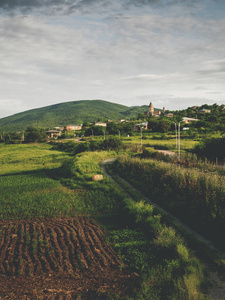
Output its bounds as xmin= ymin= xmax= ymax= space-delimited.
xmin=0 ymin=0 xmax=224 ymax=118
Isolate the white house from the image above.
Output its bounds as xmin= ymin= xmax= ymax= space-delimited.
xmin=182 ymin=117 xmax=199 ymax=124
xmin=95 ymin=122 xmax=107 ymax=127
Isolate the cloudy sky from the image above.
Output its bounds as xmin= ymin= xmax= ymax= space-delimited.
xmin=0 ymin=0 xmax=225 ymax=118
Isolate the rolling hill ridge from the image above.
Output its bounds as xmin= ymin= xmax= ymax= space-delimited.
xmin=0 ymin=100 xmax=150 ymax=132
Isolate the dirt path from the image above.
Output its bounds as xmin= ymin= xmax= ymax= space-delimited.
xmin=101 ymin=158 xmax=225 ymax=300
xmin=156 ymin=149 xmax=176 ymax=157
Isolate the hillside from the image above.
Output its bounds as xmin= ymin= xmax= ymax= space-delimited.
xmin=0 ymin=100 xmax=149 ymax=132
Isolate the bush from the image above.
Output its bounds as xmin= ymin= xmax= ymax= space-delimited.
xmin=194 ymin=137 xmax=225 ymax=162
xmin=25 ymin=127 xmax=47 ymax=143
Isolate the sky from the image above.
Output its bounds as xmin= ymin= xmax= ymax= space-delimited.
xmin=0 ymin=0 xmax=225 ymax=118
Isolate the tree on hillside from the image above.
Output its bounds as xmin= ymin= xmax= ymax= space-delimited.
xmin=137 ymin=112 xmax=144 ymax=120
xmin=106 ymin=122 xmax=121 ymax=134
xmin=160 ymin=119 xmax=172 ymax=133
xmin=25 ymin=127 xmax=47 ymax=143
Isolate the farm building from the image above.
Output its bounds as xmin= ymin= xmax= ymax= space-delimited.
xmin=182 ymin=117 xmax=199 ymax=124
xmin=133 ymin=122 xmax=148 ymax=131
xmin=46 ymin=130 xmax=61 ymax=138
xmin=64 ymin=124 xmax=82 ymax=131
xmin=95 ymin=122 xmax=107 ymax=127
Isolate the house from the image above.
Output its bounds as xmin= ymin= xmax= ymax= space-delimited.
xmin=118 ymin=119 xmax=126 ymax=123
xmin=54 ymin=127 xmax=64 ymax=131
xmin=199 ymin=109 xmax=211 ymax=114
xmin=64 ymin=124 xmax=82 ymax=131
xmin=46 ymin=130 xmax=61 ymax=138
xmin=166 ymin=113 xmax=174 ymax=117
xmin=182 ymin=117 xmax=199 ymax=124
xmin=133 ymin=122 xmax=148 ymax=131
xmin=95 ymin=122 xmax=107 ymax=127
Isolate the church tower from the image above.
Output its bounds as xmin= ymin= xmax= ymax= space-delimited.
xmin=148 ymin=102 xmax=154 ymax=115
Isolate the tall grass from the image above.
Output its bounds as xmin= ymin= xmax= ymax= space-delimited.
xmin=114 ymin=156 xmax=225 ymax=250
xmin=106 ymin=198 xmax=206 ymax=299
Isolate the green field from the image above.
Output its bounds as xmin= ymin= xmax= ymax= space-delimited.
xmin=0 ymin=144 xmax=123 ymax=219
xmin=0 ymin=142 xmax=212 ymax=298
xmin=0 ymin=143 xmax=69 ymax=175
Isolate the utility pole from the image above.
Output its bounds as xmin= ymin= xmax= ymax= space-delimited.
xmin=173 ymin=122 xmax=178 ymax=150
xmin=173 ymin=121 xmax=180 ymax=159
xmin=140 ymin=126 xmax=143 ymax=146
xmin=102 ymin=130 xmax=105 ymax=140
xmin=118 ymin=130 xmax=120 ymax=139
xmin=178 ymin=122 xmax=181 ymax=159
xmin=21 ymin=131 xmax=24 ymax=143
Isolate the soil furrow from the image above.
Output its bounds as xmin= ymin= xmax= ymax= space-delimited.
xmin=15 ymin=223 xmax=25 ymax=275
xmin=24 ymin=222 xmax=35 ymax=275
xmin=82 ymin=229 xmax=106 ymax=269
xmin=30 ymin=223 xmax=43 ymax=274
xmin=88 ymin=225 xmax=120 ymax=266
xmin=54 ymin=226 xmax=73 ymax=272
xmin=47 ymin=227 xmax=64 ymax=272
xmin=0 ymin=226 xmax=7 ymax=250
xmin=75 ymin=222 xmax=92 ymax=269
xmin=0 ymin=224 xmax=13 ymax=265
xmin=40 ymin=223 xmax=58 ymax=272
xmin=36 ymin=224 xmax=52 ymax=273
xmin=0 ymin=217 xmax=138 ymax=299
xmin=59 ymin=225 xmax=78 ymax=272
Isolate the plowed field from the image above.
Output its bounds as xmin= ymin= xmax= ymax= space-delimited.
xmin=0 ymin=217 xmax=139 ymax=299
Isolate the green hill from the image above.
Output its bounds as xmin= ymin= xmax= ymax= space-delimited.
xmin=0 ymin=100 xmax=149 ymax=132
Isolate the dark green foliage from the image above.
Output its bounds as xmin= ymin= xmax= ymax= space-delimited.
xmin=25 ymin=127 xmax=47 ymax=143
xmin=101 ymin=137 xmax=123 ymax=151
xmin=194 ymin=137 xmax=225 ymax=162
xmin=52 ymin=137 xmax=124 ymax=155
xmin=106 ymin=197 xmax=206 ymax=299
xmin=106 ymin=122 xmax=120 ymax=134
xmin=84 ymin=125 xmax=104 ymax=136
xmin=148 ymin=118 xmax=173 ymax=133
xmin=172 ymin=103 xmax=225 ymax=134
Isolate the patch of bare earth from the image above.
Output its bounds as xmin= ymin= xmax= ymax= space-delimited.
xmin=0 ymin=217 xmax=139 ymax=299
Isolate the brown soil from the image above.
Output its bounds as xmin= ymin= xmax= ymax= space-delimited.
xmin=0 ymin=217 xmax=139 ymax=299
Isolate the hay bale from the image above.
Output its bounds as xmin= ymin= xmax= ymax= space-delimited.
xmin=92 ymin=174 xmax=103 ymax=181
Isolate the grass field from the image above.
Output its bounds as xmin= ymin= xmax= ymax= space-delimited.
xmin=0 ymin=144 xmax=122 ymax=219
xmin=0 ymin=142 xmax=209 ymax=299
xmin=0 ymin=143 xmax=69 ymax=175
xmin=122 ymin=133 xmax=199 ymax=151
xmin=62 ymin=132 xmax=199 ymax=152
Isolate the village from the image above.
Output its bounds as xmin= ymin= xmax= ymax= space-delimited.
xmin=45 ymin=102 xmax=203 ymax=138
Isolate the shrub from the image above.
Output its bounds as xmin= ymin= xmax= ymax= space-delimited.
xmin=194 ymin=137 xmax=225 ymax=162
